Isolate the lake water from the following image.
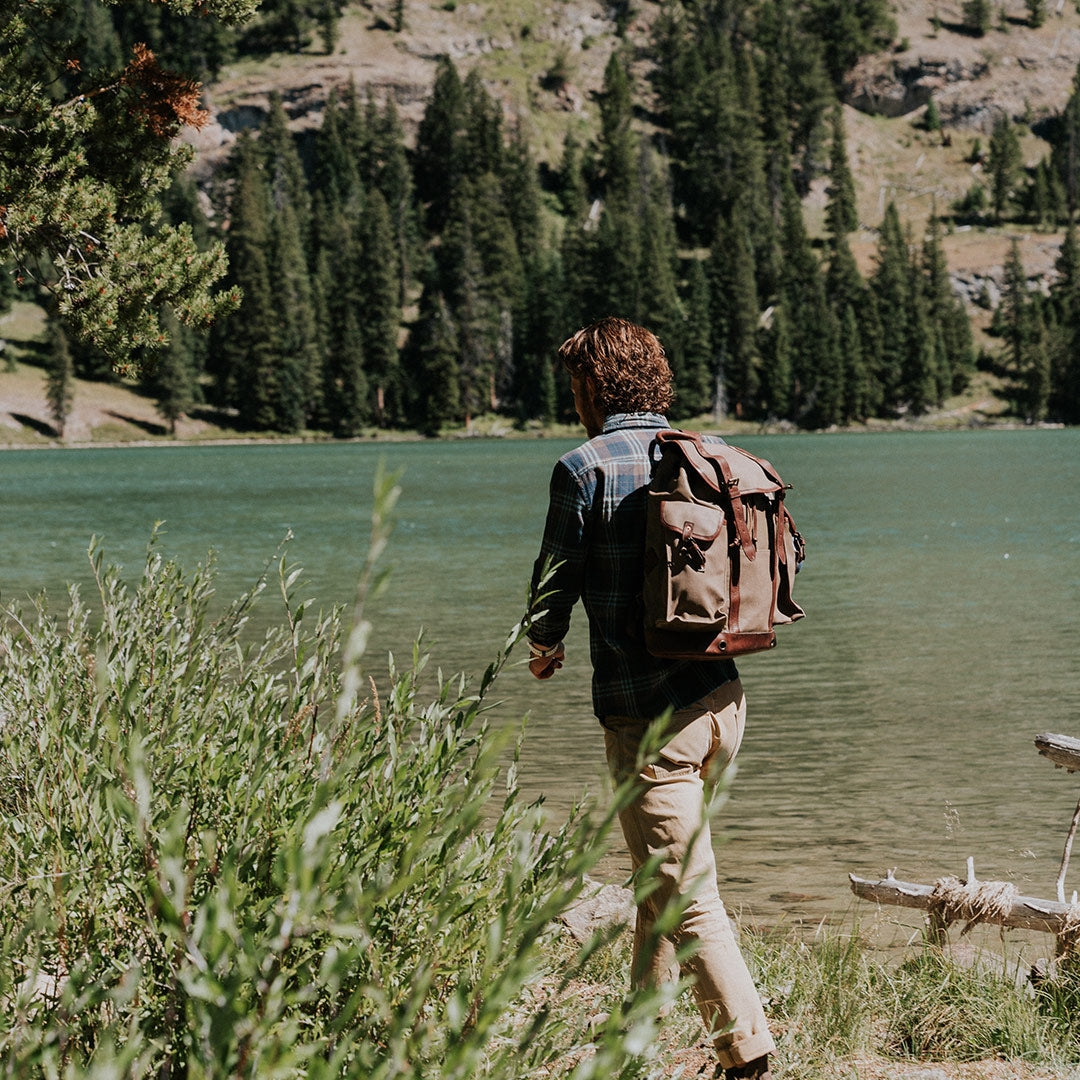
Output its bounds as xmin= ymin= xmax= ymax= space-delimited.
xmin=3 ymin=431 xmax=1079 ymax=941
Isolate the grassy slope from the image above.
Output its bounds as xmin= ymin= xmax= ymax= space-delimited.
xmin=4 ymin=0 xmax=1076 ymax=444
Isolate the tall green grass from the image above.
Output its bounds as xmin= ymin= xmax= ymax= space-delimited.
xmin=0 ymin=471 xmax=677 ymax=1078
xmin=741 ymin=926 xmax=1080 ymax=1078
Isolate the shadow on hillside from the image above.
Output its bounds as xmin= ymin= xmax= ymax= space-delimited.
xmin=11 ymin=412 xmax=58 ymax=438
xmin=189 ymin=404 xmax=242 ymax=429
xmin=937 ymin=20 xmax=988 ymax=36
xmin=5 ymin=337 xmax=49 ymax=369
xmin=106 ymin=410 xmax=167 ymax=437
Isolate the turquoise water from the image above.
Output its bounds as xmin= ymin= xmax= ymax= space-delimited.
xmin=3 ymin=430 xmax=1079 ymax=934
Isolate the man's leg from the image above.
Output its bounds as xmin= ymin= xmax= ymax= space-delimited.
xmin=603 ymin=679 xmax=775 ymax=1072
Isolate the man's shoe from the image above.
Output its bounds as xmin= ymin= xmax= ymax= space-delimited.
xmin=722 ymin=1055 xmax=772 ymax=1080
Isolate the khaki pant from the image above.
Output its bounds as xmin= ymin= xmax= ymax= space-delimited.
xmin=603 ymin=678 xmax=776 ymax=1069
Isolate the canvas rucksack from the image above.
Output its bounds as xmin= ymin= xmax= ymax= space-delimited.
xmin=642 ymin=429 xmax=805 ymax=659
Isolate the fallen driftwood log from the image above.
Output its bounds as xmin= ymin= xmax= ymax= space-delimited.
xmin=1035 ymin=732 xmax=1080 ymax=773
xmin=849 ymin=866 xmax=1080 ymax=942
xmin=850 ymin=733 xmax=1080 ymax=953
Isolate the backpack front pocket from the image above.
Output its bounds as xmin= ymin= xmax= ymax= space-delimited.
xmin=643 ymin=495 xmax=730 ymax=631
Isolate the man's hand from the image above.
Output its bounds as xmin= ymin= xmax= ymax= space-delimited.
xmin=528 ymin=641 xmax=565 ymax=680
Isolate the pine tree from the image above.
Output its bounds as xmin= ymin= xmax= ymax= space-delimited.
xmin=839 ymin=304 xmax=870 ymax=422
xmin=826 ymin=105 xmax=859 ymax=235
xmin=598 ymin=51 xmax=637 ymax=205
xmin=858 ymin=289 xmax=886 ymax=416
xmin=988 ymin=115 xmax=1023 ymax=222
xmin=709 ymin=207 xmax=760 ymax=418
xmin=812 ymin=307 xmax=844 ymax=427
xmin=45 ymin=314 xmax=75 ymax=438
xmin=440 ymin=189 xmax=491 ymax=424
xmin=778 ymin=175 xmax=832 ymax=420
xmin=463 ymin=69 xmax=504 ymax=181
xmin=1050 ymin=219 xmax=1080 ymax=407
xmin=903 ymin=259 xmax=937 ymax=415
xmin=676 ymin=47 xmax=740 ymax=238
xmin=269 ymin=199 xmax=318 ymax=430
xmin=673 ymin=258 xmax=714 ymax=420
xmin=1053 ymin=315 xmax=1080 ymax=421
xmin=329 ymin=307 xmax=369 ymax=437
xmin=1031 ymin=157 xmax=1052 ymax=229
xmin=502 ymin=122 xmax=543 ymax=256
xmin=2 ymin=0 xmax=250 ymax=368
xmin=314 ymin=200 xmax=365 ymax=433
xmin=807 ymin=0 xmax=897 ymax=85
xmin=315 ymin=0 xmax=339 ymax=53
xmin=372 ymin=97 xmax=420 ymax=304
xmin=755 ymin=0 xmax=834 ymax=189
xmin=557 ymin=129 xmax=589 ymax=221
xmin=1026 ymin=302 xmax=1051 ymax=419
xmin=359 ymin=189 xmax=403 ymax=426
xmin=515 ymin=247 xmax=567 ymax=422
xmin=759 ymin=304 xmax=793 ymax=419
xmin=871 ymin=202 xmax=910 ymax=412
xmin=314 ymin=87 xmax=361 ymax=213
xmin=962 ymin=0 xmax=992 ymax=34
xmin=638 ymin=154 xmax=682 ymax=356
xmin=826 ymin=223 xmax=865 ymax=313
xmin=0 ymin=260 xmax=15 ymax=369
xmin=410 ymin=280 xmax=461 ymax=436
xmin=924 ymin=97 xmax=942 ymax=133
xmin=0 ymin=260 xmax=14 ymax=320
xmin=592 ymin=201 xmax=642 ymax=323
xmin=216 ymin=134 xmax=281 ymax=430
xmin=921 ymin=212 xmax=973 ymax=397
xmin=415 ymin=56 xmax=467 ymax=232
xmin=1001 ymin=238 xmax=1030 ymax=396
xmin=146 ymin=309 xmax=197 ymax=435
xmin=1026 ymin=0 xmax=1047 ymax=28
xmin=260 ymin=94 xmax=311 ymax=242
xmin=1052 ymin=65 xmax=1080 ymax=216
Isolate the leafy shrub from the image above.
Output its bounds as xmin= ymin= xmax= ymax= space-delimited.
xmin=0 ymin=472 xmax=676 ymax=1078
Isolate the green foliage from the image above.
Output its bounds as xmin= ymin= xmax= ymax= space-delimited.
xmin=359 ymin=189 xmax=404 ymax=427
xmin=962 ymin=0 xmax=992 ymax=34
xmin=745 ymin=929 xmax=1080 ymax=1077
xmin=923 ymin=96 xmax=941 ymax=133
xmin=598 ymin=51 xmax=637 ymax=205
xmin=805 ymin=0 xmax=897 ymax=84
xmin=0 ymin=480 xmax=692 ymax=1078
xmin=1051 ymin=63 xmax=1080 ymax=214
xmin=44 ymin=311 xmax=75 ymax=436
xmin=988 ymin=115 xmax=1023 ymax=222
xmin=36 ymin=0 xmax=980 ymax=437
xmin=0 ymin=0 xmax=253 ymax=368
xmin=143 ymin=307 xmax=199 ymax=433
xmin=826 ymin=106 xmax=859 ymax=235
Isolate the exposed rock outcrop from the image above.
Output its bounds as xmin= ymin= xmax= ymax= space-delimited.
xmin=845 ymin=55 xmax=990 ymax=118
xmin=558 ymin=878 xmax=635 ymax=943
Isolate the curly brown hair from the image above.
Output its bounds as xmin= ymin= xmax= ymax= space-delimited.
xmin=558 ymin=317 xmax=674 ymax=418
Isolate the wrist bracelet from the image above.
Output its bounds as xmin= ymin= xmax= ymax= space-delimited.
xmin=529 ymin=640 xmax=562 ymax=658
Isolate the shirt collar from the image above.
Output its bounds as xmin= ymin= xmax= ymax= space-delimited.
xmin=600 ymin=412 xmax=670 ymax=434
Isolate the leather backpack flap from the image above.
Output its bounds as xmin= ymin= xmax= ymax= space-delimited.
xmin=657 ymin=498 xmax=724 ymax=542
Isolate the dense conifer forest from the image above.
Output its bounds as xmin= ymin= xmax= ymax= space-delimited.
xmin=18 ymin=0 xmax=1080 ymax=430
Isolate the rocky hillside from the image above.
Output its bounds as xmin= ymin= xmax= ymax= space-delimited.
xmin=187 ymin=0 xmax=1080 ymax=335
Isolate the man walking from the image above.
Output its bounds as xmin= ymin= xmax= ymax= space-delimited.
xmin=527 ymin=317 xmax=776 ymax=1080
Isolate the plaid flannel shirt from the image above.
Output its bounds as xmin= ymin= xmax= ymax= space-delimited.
xmin=528 ymin=412 xmax=737 ymax=721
